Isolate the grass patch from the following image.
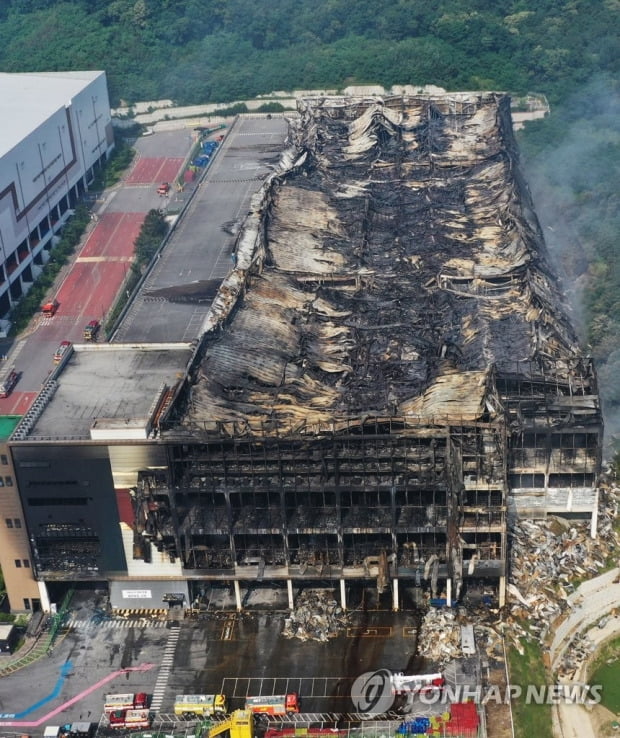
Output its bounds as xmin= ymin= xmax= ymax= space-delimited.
xmin=507 ymin=637 xmax=553 ymax=738
xmin=588 ymin=635 xmax=620 ymax=713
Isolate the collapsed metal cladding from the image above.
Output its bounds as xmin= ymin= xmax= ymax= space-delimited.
xmin=123 ymin=94 xmax=602 ymax=607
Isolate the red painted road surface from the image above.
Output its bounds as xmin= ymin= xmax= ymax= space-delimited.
xmin=125 ymin=156 xmax=185 ymax=185
xmin=80 ymin=212 xmax=144 ymax=260
xmin=0 ymin=154 xmax=186 ymax=420
xmin=0 ymin=391 xmax=39 ymax=417
xmin=57 ymin=261 xmax=130 ymax=320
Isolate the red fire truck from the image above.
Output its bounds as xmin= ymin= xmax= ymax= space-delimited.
xmin=390 ymin=672 xmax=445 ymax=695
xmin=245 ymin=693 xmax=300 ymax=715
xmin=108 ymin=709 xmax=150 ymax=730
xmin=103 ymin=693 xmax=148 ymax=714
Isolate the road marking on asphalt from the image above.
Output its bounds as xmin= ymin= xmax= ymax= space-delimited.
xmin=346 ymin=626 xmax=392 ymax=638
xmin=149 ymin=626 xmax=181 ymax=713
xmin=220 ymin=614 xmax=237 ymax=640
xmin=221 ymin=676 xmax=356 ymax=700
xmin=65 ymin=617 xmax=167 ymax=630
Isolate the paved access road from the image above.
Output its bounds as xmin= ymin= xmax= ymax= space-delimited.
xmin=0 ymin=586 xmax=429 ymax=735
xmin=0 ymin=127 xmax=194 ymax=417
xmin=113 ymin=116 xmax=289 ymax=343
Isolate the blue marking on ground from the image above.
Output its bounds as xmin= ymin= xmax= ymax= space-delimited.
xmin=13 ymin=660 xmax=74 ymax=718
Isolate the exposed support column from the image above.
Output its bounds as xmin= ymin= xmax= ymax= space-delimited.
xmin=498 ymin=576 xmax=506 ymax=608
xmin=38 ymin=581 xmax=51 ymax=612
xmin=446 ymin=577 xmax=452 ymax=607
xmin=590 ymin=488 xmax=599 ymax=538
xmin=392 ymin=578 xmax=399 ymax=612
xmin=234 ymin=580 xmax=242 ymax=611
xmin=340 ymin=579 xmax=346 ymax=611
xmin=287 ymin=579 xmax=294 ymax=610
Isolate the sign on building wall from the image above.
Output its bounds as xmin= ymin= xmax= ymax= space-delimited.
xmin=121 ymin=589 xmax=152 ymax=599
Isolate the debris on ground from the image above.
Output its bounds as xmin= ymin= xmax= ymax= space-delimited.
xmin=555 ymin=631 xmax=597 ymax=680
xmin=416 ymin=609 xmax=503 ymax=665
xmin=506 ymin=481 xmax=619 ymax=643
xmin=283 ymin=589 xmax=349 ymax=642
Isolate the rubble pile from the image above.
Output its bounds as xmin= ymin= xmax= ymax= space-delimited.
xmin=508 ymin=486 xmax=619 ymax=638
xmin=417 ymin=609 xmax=461 ymax=664
xmin=417 ymin=609 xmax=504 ymax=664
xmin=283 ymin=589 xmax=349 ymax=642
xmin=556 ymin=632 xmax=597 ymax=680
xmin=474 ymin=624 xmax=504 ymax=662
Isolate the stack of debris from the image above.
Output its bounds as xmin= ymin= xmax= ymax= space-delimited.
xmin=417 ymin=608 xmax=504 ymax=664
xmin=283 ymin=589 xmax=349 ymax=642
xmin=417 ymin=609 xmax=461 ymax=664
xmin=507 ymin=484 xmax=619 ymax=640
xmin=555 ymin=632 xmax=597 ymax=680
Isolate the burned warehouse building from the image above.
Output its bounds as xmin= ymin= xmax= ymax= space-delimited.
xmin=8 ymin=93 xmax=602 ymax=612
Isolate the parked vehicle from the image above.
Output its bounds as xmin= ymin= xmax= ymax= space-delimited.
xmin=103 ymin=692 xmax=148 ymax=714
xmin=108 ymin=709 xmax=150 ymax=729
xmin=245 ymin=693 xmax=299 ymax=715
xmin=157 ymin=182 xmax=170 ymax=196
xmin=58 ymin=723 xmax=94 ymax=738
xmin=0 ymin=368 xmax=19 ymax=398
xmin=174 ymin=694 xmax=227 ymax=717
xmin=83 ymin=320 xmax=100 ymax=341
xmin=41 ymin=300 xmax=59 ymax=316
xmin=53 ymin=340 xmax=72 ymax=365
xmin=208 ymin=710 xmax=252 ymax=738
xmin=390 ymin=672 xmax=445 ymax=695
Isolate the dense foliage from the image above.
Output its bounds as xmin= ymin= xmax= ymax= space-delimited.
xmin=1 ymin=0 xmax=618 ymax=444
xmin=135 ymin=209 xmax=168 ymax=267
xmin=0 ymin=0 xmax=617 ymax=106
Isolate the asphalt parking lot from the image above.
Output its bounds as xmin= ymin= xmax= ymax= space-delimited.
xmin=0 ymin=586 xmax=431 ymax=734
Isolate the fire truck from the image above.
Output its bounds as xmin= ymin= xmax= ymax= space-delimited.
xmin=41 ymin=299 xmax=59 ymax=317
xmin=208 ymin=710 xmax=252 ymax=738
xmin=103 ymin=693 xmax=148 ymax=714
xmin=174 ymin=694 xmax=227 ymax=717
xmin=83 ymin=320 xmax=100 ymax=341
xmin=209 ymin=712 xmax=345 ymax=738
xmin=245 ymin=693 xmax=299 ymax=715
xmin=0 ymin=367 xmax=19 ymax=398
xmin=390 ymin=672 xmax=445 ymax=695
xmin=53 ymin=340 xmax=72 ymax=365
xmin=108 ymin=709 xmax=151 ymax=730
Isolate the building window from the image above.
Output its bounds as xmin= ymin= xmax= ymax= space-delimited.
xmin=14 ymin=519 xmax=21 ymax=528
xmin=23 ymin=559 xmax=30 ymax=568
xmin=5 ymin=518 xmax=13 ymax=528
xmin=14 ymin=559 xmax=21 ymax=568
xmin=5 ymin=477 xmax=12 ymax=486
xmin=23 ymin=599 xmax=31 ymax=610
xmin=0 ymin=454 xmax=7 ymax=465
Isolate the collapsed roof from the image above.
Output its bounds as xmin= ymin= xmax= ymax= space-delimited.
xmin=181 ymin=93 xmax=582 ymax=436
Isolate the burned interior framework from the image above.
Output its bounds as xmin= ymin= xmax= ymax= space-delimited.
xmin=135 ymin=93 xmax=602 ymax=607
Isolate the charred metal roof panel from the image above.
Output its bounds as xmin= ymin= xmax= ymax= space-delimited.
xmin=181 ymin=93 xmax=586 ymax=437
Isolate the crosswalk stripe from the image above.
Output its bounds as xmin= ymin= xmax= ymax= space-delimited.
xmin=150 ymin=626 xmax=180 ymax=712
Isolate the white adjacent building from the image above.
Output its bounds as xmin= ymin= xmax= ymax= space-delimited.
xmin=0 ymin=71 xmax=113 ymax=321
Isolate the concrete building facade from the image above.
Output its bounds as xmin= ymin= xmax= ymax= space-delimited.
xmin=0 ymin=71 xmax=113 ymax=321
